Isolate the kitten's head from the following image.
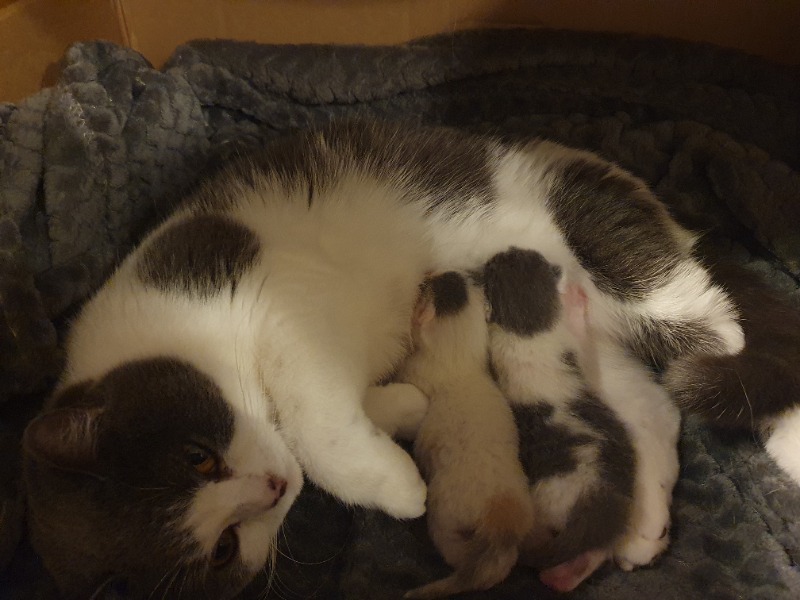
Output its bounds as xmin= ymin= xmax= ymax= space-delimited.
xmin=22 ymin=357 xmax=303 ymax=599
xmin=406 ymin=271 xmax=489 ymax=373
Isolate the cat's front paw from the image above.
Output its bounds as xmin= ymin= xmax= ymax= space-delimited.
xmin=613 ymin=525 xmax=670 ymax=571
xmin=614 ymin=488 xmax=672 ymax=570
xmin=375 ymin=452 xmax=428 ymax=519
xmin=364 ymin=383 xmax=429 ymax=441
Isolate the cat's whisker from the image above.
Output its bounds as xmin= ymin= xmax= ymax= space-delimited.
xmin=277 ymin=526 xmax=296 ymax=563
xmin=734 ymin=370 xmax=757 ymax=442
xmin=148 ymin=562 xmax=180 ymax=600
xmin=161 ymin=568 xmax=182 ymax=600
xmin=179 ymin=566 xmax=193 ymax=600
xmin=255 ymin=541 xmax=280 ymax=600
xmin=88 ymin=575 xmax=117 ymax=600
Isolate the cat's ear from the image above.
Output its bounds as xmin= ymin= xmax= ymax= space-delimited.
xmin=23 ymin=405 xmax=104 ymax=474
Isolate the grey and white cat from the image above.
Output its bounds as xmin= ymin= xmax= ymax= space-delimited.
xmin=23 ymin=119 xmax=790 ymax=599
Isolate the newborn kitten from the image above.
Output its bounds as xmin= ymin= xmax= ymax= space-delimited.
xmin=486 ymin=248 xmax=681 ymax=591
xmin=398 ymin=272 xmax=533 ymax=600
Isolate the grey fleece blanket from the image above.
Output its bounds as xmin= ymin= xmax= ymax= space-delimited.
xmin=1 ymin=29 xmax=800 ymax=599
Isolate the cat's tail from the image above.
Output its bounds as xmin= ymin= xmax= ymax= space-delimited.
xmin=404 ymin=492 xmax=530 ymax=600
xmin=662 ymin=261 xmax=800 ymax=483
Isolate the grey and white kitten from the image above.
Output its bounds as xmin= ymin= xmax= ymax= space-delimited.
xmin=483 ymin=248 xmax=679 ymax=592
xmin=23 ymin=119 xmax=771 ymax=598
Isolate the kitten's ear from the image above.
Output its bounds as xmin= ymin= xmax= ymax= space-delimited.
xmin=413 ymin=287 xmax=436 ymax=328
xmin=23 ymin=406 xmax=104 ymax=474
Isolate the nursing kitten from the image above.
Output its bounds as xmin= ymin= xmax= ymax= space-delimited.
xmin=484 ymin=248 xmax=680 ymax=592
xmin=397 ymin=272 xmax=533 ymax=599
xmin=23 ymin=120 xmax=749 ymax=598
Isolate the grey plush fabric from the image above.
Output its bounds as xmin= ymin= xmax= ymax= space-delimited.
xmin=0 ymin=29 xmax=799 ymax=599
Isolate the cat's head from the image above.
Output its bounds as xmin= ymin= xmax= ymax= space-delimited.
xmin=22 ymin=357 xmax=303 ymax=599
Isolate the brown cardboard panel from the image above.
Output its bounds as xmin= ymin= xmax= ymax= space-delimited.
xmin=119 ymin=0 xmax=467 ymax=69
xmin=483 ymin=0 xmax=800 ymax=67
xmin=2 ymin=0 xmax=799 ymax=103
xmin=120 ymin=0 xmax=800 ymax=69
xmin=0 ymin=0 xmax=125 ymax=103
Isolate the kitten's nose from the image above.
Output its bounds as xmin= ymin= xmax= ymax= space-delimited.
xmin=267 ymin=475 xmax=287 ymax=507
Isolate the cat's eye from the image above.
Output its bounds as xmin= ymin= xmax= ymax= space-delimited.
xmin=211 ymin=525 xmax=239 ymax=568
xmin=184 ymin=444 xmax=218 ymax=477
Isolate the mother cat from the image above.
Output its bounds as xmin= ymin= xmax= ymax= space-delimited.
xmin=22 ymin=119 xmax=779 ymax=599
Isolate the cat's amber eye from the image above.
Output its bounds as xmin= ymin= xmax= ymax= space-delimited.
xmin=184 ymin=444 xmax=218 ymax=477
xmin=211 ymin=525 xmax=239 ymax=568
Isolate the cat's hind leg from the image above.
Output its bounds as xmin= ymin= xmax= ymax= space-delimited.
xmin=663 ymin=262 xmax=800 ymax=486
xmin=590 ymin=258 xmax=745 ymax=371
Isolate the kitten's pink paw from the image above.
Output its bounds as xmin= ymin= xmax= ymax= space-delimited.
xmin=539 ymin=549 xmax=608 ymax=593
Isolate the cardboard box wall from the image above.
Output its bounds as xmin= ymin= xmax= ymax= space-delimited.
xmin=2 ymin=0 xmax=800 ymax=104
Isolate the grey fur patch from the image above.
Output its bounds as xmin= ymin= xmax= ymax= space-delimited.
xmin=561 ymin=351 xmax=578 ymax=370
xmin=137 ymin=214 xmax=260 ymax=297
xmin=546 ymin=158 xmax=683 ymax=301
xmin=629 ymin=317 xmax=724 ymax=370
xmin=515 ymin=394 xmax=636 ymax=567
xmin=317 ymin=120 xmax=496 ymax=211
xmin=483 ymin=248 xmax=561 ymax=336
xmin=429 ymin=271 xmax=468 ymax=317
xmin=189 ymin=120 xmax=496 ymax=214
xmin=512 ymin=402 xmax=593 ymax=480
xmin=570 ymin=395 xmax=636 ymax=499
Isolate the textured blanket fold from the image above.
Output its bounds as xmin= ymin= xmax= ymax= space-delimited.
xmin=0 ymin=29 xmax=798 ymax=599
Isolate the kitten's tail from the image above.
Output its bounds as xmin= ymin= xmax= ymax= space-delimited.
xmin=662 ymin=261 xmax=800 ymax=483
xmin=404 ymin=492 xmax=531 ymax=600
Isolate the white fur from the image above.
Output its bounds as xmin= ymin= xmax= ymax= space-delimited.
xmin=763 ymin=406 xmax=800 ymax=485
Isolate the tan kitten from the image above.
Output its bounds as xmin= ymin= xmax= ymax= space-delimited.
xmin=397 ymin=272 xmax=533 ymax=599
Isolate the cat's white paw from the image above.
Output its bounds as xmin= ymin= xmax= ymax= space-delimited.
xmin=364 ymin=383 xmax=429 ymax=441
xmin=614 ymin=474 xmax=672 ymax=570
xmin=374 ymin=450 xmax=428 ymax=519
xmin=613 ymin=528 xmax=669 ymax=571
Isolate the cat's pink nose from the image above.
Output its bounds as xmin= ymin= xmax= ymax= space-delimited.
xmin=267 ymin=475 xmax=287 ymax=507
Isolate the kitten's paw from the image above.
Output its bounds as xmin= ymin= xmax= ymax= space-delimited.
xmin=613 ymin=527 xmax=669 ymax=571
xmin=364 ymin=383 xmax=429 ymax=441
xmin=375 ymin=453 xmax=427 ymax=519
